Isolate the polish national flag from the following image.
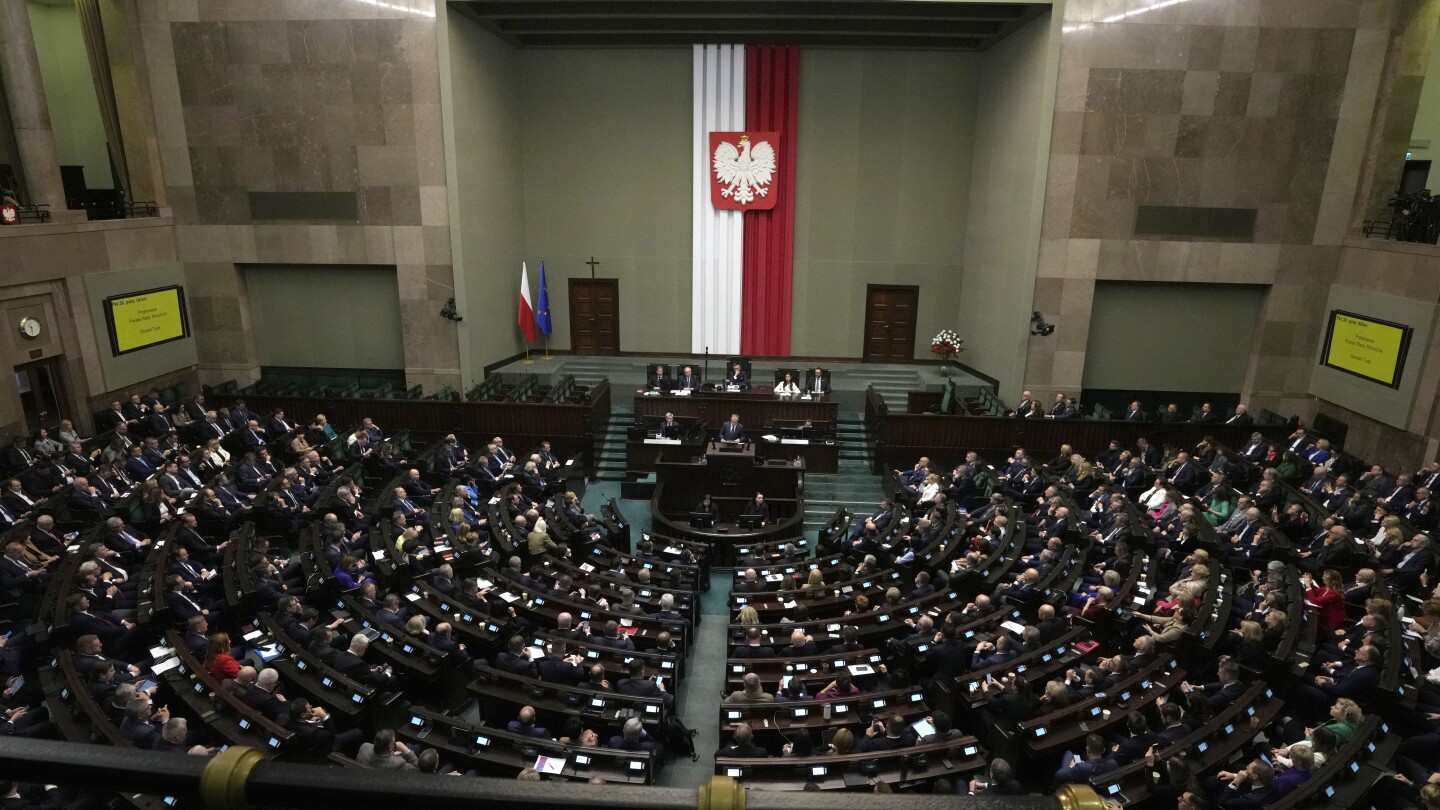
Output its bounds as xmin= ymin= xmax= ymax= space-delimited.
xmin=518 ymin=261 xmax=536 ymax=343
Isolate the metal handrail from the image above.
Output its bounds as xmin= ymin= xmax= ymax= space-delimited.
xmin=0 ymin=739 xmax=1098 ymax=810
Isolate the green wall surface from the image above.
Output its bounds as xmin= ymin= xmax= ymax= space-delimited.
xmin=446 ymin=13 xmax=526 ymax=374
xmin=1410 ymin=22 xmax=1440 ymax=162
xmin=960 ymin=12 xmax=1054 ymax=394
xmin=243 ymin=266 xmax=404 ymax=370
xmin=27 ymin=0 xmax=112 ymax=190
xmin=791 ymin=49 xmax=977 ymax=359
xmin=1309 ymin=285 xmax=1437 ymax=430
xmin=1083 ymin=281 xmax=1267 ymax=392
xmin=516 ymin=48 xmax=693 ymax=353
xmin=83 ymin=264 xmax=197 ymax=391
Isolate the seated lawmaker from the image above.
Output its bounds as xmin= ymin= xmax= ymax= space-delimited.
xmin=719 ymin=414 xmax=746 ymax=442
xmin=775 ymin=372 xmax=800 ymax=398
xmin=646 ymin=365 xmax=669 ymax=392
xmin=726 ymin=362 xmax=748 ymax=387
xmin=674 ymin=366 xmax=701 ymax=392
xmin=741 ymin=493 xmax=771 ymax=527
xmin=807 ymin=367 xmax=829 ymax=395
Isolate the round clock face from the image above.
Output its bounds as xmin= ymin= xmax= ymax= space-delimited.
xmin=18 ymin=318 xmax=40 ymax=339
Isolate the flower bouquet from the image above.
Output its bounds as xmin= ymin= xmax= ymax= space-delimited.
xmin=930 ymin=329 xmax=964 ymax=363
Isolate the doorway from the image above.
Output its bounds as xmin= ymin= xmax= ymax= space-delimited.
xmin=569 ymin=279 xmax=620 ymax=355
xmin=14 ymin=357 xmax=70 ymax=434
xmin=862 ymin=284 xmax=919 ymax=362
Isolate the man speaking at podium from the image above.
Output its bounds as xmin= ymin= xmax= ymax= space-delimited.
xmin=719 ymin=414 xmax=746 ymax=443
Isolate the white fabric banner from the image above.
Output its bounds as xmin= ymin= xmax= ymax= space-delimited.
xmin=692 ymin=44 xmax=745 ymax=355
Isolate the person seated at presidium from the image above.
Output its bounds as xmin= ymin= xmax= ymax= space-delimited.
xmin=807 ymin=367 xmax=829 ymax=395
xmin=674 ymin=366 xmax=700 ymax=392
xmin=727 ymin=363 xmax=748 ymax=387
xmin=775 ymin=372 xmax=801 ymax=399
xmin=647 ymin=365 xmax=669 ymax=392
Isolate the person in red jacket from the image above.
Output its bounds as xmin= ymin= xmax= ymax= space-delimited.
xmin=205 ymin=632 xmax=240 ymax=681
xmin=1304 ymin=570 xmax=1346 ymax=636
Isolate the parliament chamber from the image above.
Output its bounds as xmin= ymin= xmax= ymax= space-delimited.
xmin=8 ymin=0 xmax=1440 ymax=809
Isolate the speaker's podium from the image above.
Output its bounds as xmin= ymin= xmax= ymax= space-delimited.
xmin=651 ymin=442 xmax=804 ymax=567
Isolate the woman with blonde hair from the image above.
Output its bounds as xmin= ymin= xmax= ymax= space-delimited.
xmin=826 ymin=728 xmax=854 ymax=755
xmin=405 ymin=615 xmax=429 ymax=637
xmin=801 ymin=568 xmax=825 ymax=591
xmin=202 ymin=437 xmax=230 ymax=472
xmin=917 ymin=473 xmax=942 ymax=504
xmin=735 ymin=606 xmax=760 ymax=625
xmin=314 ymin=413 xmax=338 ymax=441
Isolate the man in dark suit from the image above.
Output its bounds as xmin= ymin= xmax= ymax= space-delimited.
xmin=265 ymin=410 xmax=293 ymax=437
xmin=1225 ymin=404 xmax=1253 ymax=425
xmin=534 ymin=641 xmax=584 ymax=685
xmin=1129 ymin=440 xmax=1158 ymax=469
xmin=615 ymin=660 xmax=673 ymax=709
xmin=674 ymin=366 xmax=700 ymax=392
xmin=776 ymin=629 xmax=818 ymax=658
xmin=726 ymin=363 xmax=748 ymax=387
xmin=1054 ymin=734 xmax=1118 ymax=785
xmin=731 ymin=627 xmax=774 ymax=658
xmin=1167 ymin=452 xmax=1202 ymax=495
xmin=659 ymin=413 xmax=684 ymax=439
xmin=1110 ymin=713 xmax=1157 ymax=764
xmin=1191 ymin=402 xmax=1221 ymax=424
xmin=494 ymin=635 xmax=536 ymax=676
xmin=143 ymin=404 xmax=173 ymax=438
xmin=806 ymin=367 xmax=829 ymax=395
xmin=242 ymin=668 xmax=289 ymax=722
xmin=1154 ymin=702 xmax=1191 ymax=745
xmin=719 ymin=723 xmax=768 ymax=758
xmin=719 ymin=414 xmax=746 ymax=442
xmin=647 ymin=365 xmax=670 ymax=392
xmin=740 ymin=493 xmax=770 ymax=526
xmin=118 ymin=697 xmax=167 ymax=748
xmin=1181 ymin=661 xmax=1244 ymax=713
xmin=1382 ymin=475 xmax=1417 ymax=511
xmin=1384 ymin=534 xmax=1435 ymax=596
xmin=1036 ymin=604 xmax=1068 ymax=643
xmin=1122 ymin=401 xmax=1147 ymax=421
xmin=331 ymin=635 xmax=394 ymax=688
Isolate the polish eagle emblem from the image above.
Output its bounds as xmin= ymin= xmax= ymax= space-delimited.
xmin=712 ymin=133 xmax=779 ymax=209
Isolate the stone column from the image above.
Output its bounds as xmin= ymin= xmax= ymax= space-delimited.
xmin=0 ymin=0 xmax=82 ymax=220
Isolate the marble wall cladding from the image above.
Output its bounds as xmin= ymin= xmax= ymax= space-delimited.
xmin=146 ymin=0 xmax=460 ymax=389
xmin=1023 ymin=0 xmax=1401 ymax=420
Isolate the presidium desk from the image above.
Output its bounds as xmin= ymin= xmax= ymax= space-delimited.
xmin=647 ymin=440 xmax=807 ymax=568
xmin=628 ymin=388 xmax=839 ymax=474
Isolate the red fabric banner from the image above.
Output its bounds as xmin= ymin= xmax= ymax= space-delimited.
xmin=740 ymin=46 xmax=799 ymax=356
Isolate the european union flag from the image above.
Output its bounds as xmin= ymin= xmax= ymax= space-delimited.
xmin=536 ymin=260 xmax=552 ymax=337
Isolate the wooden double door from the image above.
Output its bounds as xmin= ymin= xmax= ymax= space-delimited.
xmin=569 ymin=279 xmax=619 ymax=355
xmin=863 ymin=284 xmax=918 ymax=362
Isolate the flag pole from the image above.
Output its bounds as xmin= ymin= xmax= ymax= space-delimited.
xmin=523 ymin=346 xmax=533 ymax=364
xmin=543 ymin=336 xmax=551 ymax=361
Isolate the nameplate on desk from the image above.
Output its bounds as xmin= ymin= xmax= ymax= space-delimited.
xmin=671 ymin=390 xmax=692 ymax=396
xmin=725 ymin=385 xmax=741 ymax=392
xmin=780 ymin=439 xmax=811 ymax=445
xmin=643 ymin=438 xmax=681 ymax=445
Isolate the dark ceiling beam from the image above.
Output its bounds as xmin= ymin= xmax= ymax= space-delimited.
xmin=493 ymin=17 xmax=1005 ymax=35
xmin=462 ymin=1 xmax=1032 ymax=22
xmin=508 ymin=33 xmax=993 ymax=48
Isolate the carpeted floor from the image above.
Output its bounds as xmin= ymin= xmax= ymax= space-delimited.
xmin=579 ymin=484 xmax=731 ymax=788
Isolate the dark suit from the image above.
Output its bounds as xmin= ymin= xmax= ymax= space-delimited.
xmin=719 ymin=421 xmax=746 ymax=442
xmin=740 ymin=500 xmax=771 ymax=524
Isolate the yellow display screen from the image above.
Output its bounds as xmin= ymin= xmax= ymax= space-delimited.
xmin=1321 ymin=310 xmax=1412 ymax=389
xmin=105 ymin=286 xmax=190 ymax=356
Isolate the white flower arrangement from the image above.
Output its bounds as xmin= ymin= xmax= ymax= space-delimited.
xmin=930 ymin=329 xmax=964 ymax=358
